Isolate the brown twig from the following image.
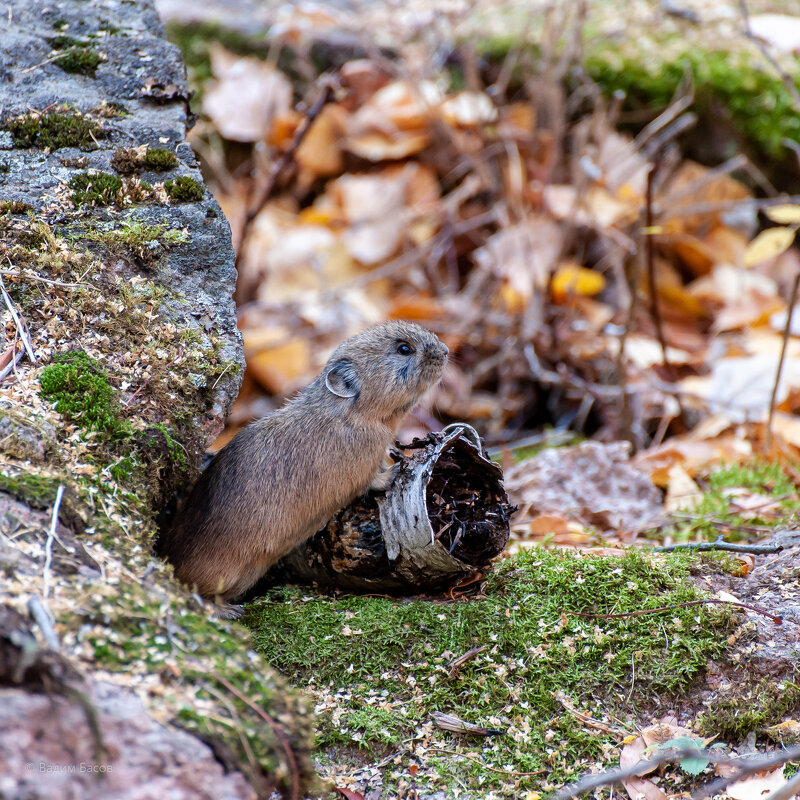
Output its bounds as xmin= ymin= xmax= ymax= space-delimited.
xmin=564 ymin=598 xmax=783 ymax=625
xmin=0 ymin=267 xmax=89 ymax=289
xmin=693 ymin=743 xmax=800 ymax=799
xmin=765 ymin=269 xmax=800 ymax=454
xmin=328 ymin=209 xmax=498 ymax=295
xmin=212 ymin=673 xmax=300 ymax=800
xmin=656 ymin=535 xmax=781 ymax=554
xmin=238 ymin=76 xmax=336 ymax=238
xmin=19 ymin=50 xmax=79 ymax=75
xmin=555 ymin=691 xmax=632 ymax=738
xmin=644 ymin=157 xmax=672 ymax=377
xmin=233 ymin=76 xmax=337 ymax=299
xmin=556 ymin=747 xmax=724 ymax=799
xmin=560 ymin=741 xmax=800 ymax=800
xmin=615 ymin=251 xmax=639 ymax=448
xmin=200 ymin=682 xmax=260 ymax=775
xmin=447 ymin=645 xmax=486 ymax=678
xmin=663 ymin=194 xmax=800 ymax=220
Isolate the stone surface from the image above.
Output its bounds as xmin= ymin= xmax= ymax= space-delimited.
xmin=0 ymin=683 xmax=257 ymax=800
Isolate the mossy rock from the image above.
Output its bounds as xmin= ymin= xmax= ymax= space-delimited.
xmin=3 ymin=109 xmax=104 ymax=150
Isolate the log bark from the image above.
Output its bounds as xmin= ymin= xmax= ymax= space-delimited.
xmin=264 ymin=425 xmax=513 ymax=592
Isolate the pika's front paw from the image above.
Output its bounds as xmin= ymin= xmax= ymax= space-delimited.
xmin=368 ymin=463 xmax=399 ymax=492
xmin=213 ymin=602 xmax=244 ymax=620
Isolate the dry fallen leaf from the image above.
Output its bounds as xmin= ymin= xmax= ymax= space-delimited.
xmin=333 ymin=170 xmax=412 ymax=265
xmin=246 ymin=338 xmax=312 ymax=395
xmin=743 ymin=227 xmax=797 ymax=268
xmin=295 ymin=104 xmax=347 ymax=178
xmin=203 ymin=46 xmax=292 ymax=142
xmin=749 ymin=14 xmax=800 ymax=53
xmin=664 ymin=464 xmax=703 ymax=513
xmin=439 ymin=91 xmax=498 ymax=126
xmin=473 ymin=220 xmax=563 ymax=305
xmin=764 ymin=204 xmax=800 ymax=224
xmin=334 ymin=788 xmax=368 ymax=800
xmin=761 ymin=719 xmax=800 ymax=745
xmin=619 ymin=734 xmax=668 ymax=800
xmin=725 ymin=766 xmax=787 ymax=800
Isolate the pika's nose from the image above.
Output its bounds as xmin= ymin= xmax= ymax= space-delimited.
xmin=429 ymin=340 xmax=448 ymax=358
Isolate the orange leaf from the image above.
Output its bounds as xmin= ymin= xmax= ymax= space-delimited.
xmin=296 ymin=104 xmax=346 ymax=178
xmin=246 ymin=338 xmax=311 ymax=395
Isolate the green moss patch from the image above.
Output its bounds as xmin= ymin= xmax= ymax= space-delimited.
xmin=584 ymin=48 xmax=800 ymax=162
xmin=164 ymin=176 xmax=204 ymax=202
xmin=244 ymin=548 xmax=730 ymax=792
xmin=81 ymin=580 xmax=315 ymax=793
xmin=48 ymin=34 xmax=82 ymax=50
xmin=658 ymin=461 xmax=800 ymax=544
xmin=39 ymin=350 xmax=131 ymax=439
xmin=70 ymin=171 xmax=123 ymax=206
xmin=698 ymin=680 xmax=800 ymax=742
xmin=54 ymin=46 xmax=105 ymax=77
xmin=0 ymin=470 xmax=64 ymax=509
xmin=4 ymin=109 xmax=104 ymax=150
xmin=142 ymin=148 xmax=178 ymax=171
xmin=93 ymin=101 xmax=129 ymax=119
xmin=0 ymin=200 xmax=32 ymax=215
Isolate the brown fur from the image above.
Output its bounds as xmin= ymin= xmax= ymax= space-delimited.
xmin=159 ymin=321 xmax=448 ymax=601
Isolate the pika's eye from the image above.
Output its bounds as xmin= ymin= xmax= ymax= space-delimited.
xmin=396 ymin=342 xmax=414 ymax=356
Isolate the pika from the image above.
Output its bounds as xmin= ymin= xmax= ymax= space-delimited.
xmin=159 ymin=320 xmax=448 ymax=604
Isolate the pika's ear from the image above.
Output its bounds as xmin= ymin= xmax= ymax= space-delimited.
xmin=325 ymin=360 xmax=360 ymax=399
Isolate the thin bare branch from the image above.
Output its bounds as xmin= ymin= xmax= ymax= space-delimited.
xmin=738 ymin=0 xmax=800 ymax=112
xmin=0 ymin=273 xmax=35 ymax=362
xmin=645 ymin=159 xmax=672 ymax=376
xmin=766 ymin=270 xmax=800 ymax=453
xmin=42 ymin=484 xmax=65 ymax=611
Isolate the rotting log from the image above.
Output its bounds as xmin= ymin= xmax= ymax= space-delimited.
xmin=264 ymin=425 xmax=514 ymax=592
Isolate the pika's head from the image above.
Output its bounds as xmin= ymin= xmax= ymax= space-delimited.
xmin=322 ymin=320 xmax=448 ymax=425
